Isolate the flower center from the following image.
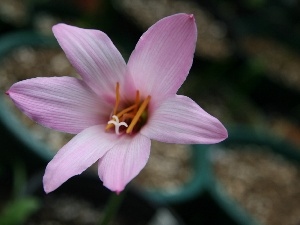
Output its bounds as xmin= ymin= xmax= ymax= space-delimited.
xmin=106 ymin=82 xmax=151 ymax=135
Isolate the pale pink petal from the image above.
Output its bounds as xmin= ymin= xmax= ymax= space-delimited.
xmin=142 ymin=95 xmax=228 ymax=144
xmin=127 ymin=13 xmax=197 ymax=104
xmin=7 ymin=77 xmax=110 ymax=134
xmin=98 ymin=134 xmax=151 ymax=193
xmin=43 ymin=125 xmax=117 ymax=193
xmin=53 ymin=24 xmax=127 ymax=99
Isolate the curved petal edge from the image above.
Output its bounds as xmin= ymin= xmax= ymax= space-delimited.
xmin=98 ymin=134 xmax=151 ymax=193
xmin=43 ymin=125 xmax=117 ymax=193
xmin=142 ymin=95 xmax=228 ymax=144
xmin=6 ymin=76 xmax=110 ymax=134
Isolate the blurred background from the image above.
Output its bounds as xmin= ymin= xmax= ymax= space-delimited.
xmin=0 ymin=0 xmax=299 ymax=225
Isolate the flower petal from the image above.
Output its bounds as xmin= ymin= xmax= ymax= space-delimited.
xmin=127 ymin=13 xmax=197 ymax=104
xmin=43 ymin=125 xmax=116 ymax=193
xmin=142 ymin=95 xmax=228 ymax=144
xmin=53 ymin=23 xmax=127 ymax=99
xmin=7 ymin=77 xmax=110 ymax=134
xmin=98 ymin=134 xmax=151 ymax=193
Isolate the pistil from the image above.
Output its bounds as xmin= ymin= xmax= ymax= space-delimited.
xmin=107 ymin=115 xmax=128 ymax=135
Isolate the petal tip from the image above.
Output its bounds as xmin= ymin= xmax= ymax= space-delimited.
xmin=105 ymin=183 xmax=124 ymax=193
xmin=217 ymin=124 xmax=228 ymax=142
xmin=222 ymin=128 xmax=229 ymax=140
xmin=115 ymin=190 xmax=122 ymax=195
xmin=178 ymin=13 xmax=195 ymax=22
xmin=52 ymin=23 xmax=60 ymax=31
xmin=52 ymin=23 xmax=67 ymax=34
xmin=43 ymin=171 xmax=56 ymax=194
xmin=189 ymin=14 xmax=194 ymax=20
xmin=43 ymin=183 xmax=53 ymax=194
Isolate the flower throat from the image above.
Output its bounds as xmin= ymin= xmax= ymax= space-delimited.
xmin=106 ymin=82 xmax=151 ymax=135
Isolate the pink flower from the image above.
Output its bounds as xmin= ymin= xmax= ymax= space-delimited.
xmin=6 ymin=13 xmax=227 ymax=193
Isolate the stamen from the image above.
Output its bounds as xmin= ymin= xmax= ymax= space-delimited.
xmin=113 ymin=82 xmax=120 ymax=115
xmin=126 ymin=95 xmax=151 ymax=134
xmin=107 ymin=115 xmax=128 ymax=135
xmin=133 ymin=90 xmax=140 ymax=114
xmin=116 ymin=104 xmax=137 ymax=118
xmin=106 ymin=90 xmax=140 ymax=131
xmin=106 ymin=83 xmax=150 ymax=135
xmin=122 ymin=113 xmax=135 ymax=121
xmin=106 ymin=104 xmax=137 ymax=131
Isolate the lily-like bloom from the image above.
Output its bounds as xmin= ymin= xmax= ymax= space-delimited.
xmin=7 ymin=13 xmax=227 ymax=193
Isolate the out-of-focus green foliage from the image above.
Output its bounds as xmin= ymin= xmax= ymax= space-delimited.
xmin=0 ymin=197 xmax=40 ymax=225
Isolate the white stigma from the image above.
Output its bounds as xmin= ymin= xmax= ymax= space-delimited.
xmin=107 ymin=115 xmax=128 ymax=135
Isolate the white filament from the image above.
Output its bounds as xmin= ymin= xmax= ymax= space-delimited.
xmin=107 ymin=115 xmax=128 ymax=135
